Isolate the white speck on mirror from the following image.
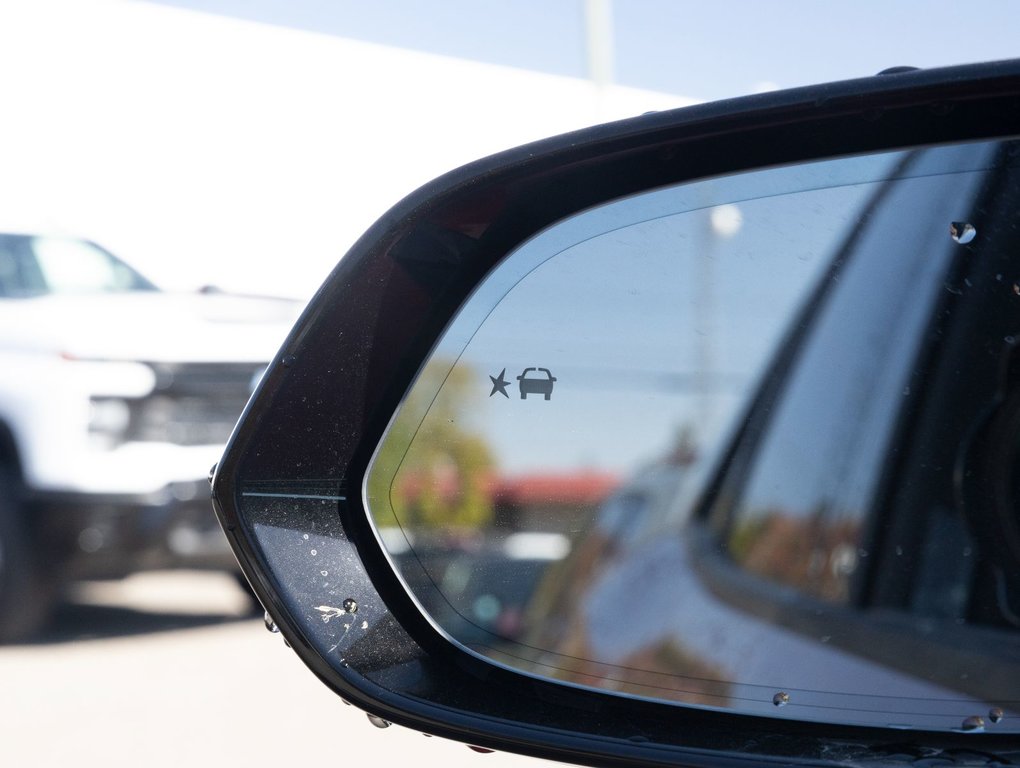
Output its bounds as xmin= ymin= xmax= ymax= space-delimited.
xmin=950 ymin=221 xmax=977 ymax=244
xmin=315 ymin=604 xmax=347 ymax=619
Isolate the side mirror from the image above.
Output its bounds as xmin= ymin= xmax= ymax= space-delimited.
xmin=212 ymin=61 xmax=1020 ymax=765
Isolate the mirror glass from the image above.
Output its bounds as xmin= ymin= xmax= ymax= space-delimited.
xmin=366 ymin=139 xmax=1020 ymax=732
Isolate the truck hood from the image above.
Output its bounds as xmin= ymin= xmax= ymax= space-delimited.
xmin=0 ymin=291 xmax=305 ymax=362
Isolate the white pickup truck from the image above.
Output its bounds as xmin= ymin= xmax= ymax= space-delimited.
xmin=0 ymin=233 xmax=301 ymax=641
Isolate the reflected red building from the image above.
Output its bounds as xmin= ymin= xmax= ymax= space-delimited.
xmin=490 ymin=471 xmax=620 ymax=534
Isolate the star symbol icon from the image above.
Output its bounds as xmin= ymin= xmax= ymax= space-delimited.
xmin=489 ymin=368 xmax=510 ymax=398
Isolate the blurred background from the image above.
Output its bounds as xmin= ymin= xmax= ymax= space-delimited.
xmin=1 ymin=1 xmax=1019 ymax=765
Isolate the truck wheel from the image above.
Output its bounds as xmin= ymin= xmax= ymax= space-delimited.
xmin=0 ymin=471 xmax=55 ymax=643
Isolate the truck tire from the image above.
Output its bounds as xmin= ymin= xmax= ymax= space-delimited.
xmin=0 ymin=470 xmax=55 ymax=643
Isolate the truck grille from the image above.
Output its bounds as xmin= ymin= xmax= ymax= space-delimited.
xmin=127 ymin=363 xmax=265 ymax=446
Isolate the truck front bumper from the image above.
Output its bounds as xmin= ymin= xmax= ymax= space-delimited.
xmin=31 ymin=479 xmax=237 ymax=581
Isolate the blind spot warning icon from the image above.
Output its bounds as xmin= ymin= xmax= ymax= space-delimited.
xmin=517 ymin=367 xmax=556 ymax=400
xmin=488 ymin=369 xmax=510 ymax=398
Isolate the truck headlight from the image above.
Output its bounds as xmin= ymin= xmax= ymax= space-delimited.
xmin=88 ymin=397 xmax=132 ymax=448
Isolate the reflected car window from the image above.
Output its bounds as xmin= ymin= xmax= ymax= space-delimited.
xmin=723 ymin=143 xmax=996 ymax=605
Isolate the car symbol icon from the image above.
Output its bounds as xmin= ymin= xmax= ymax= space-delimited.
xmin=516 ymin=367 xmax=556 ymax=400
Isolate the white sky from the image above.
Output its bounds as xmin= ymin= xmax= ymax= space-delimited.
xmin=0 ymin=0 xmax=693 ymax=299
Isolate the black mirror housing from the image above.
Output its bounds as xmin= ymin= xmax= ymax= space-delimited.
xmin=213 ymin=60 xmax=1020 ymax=765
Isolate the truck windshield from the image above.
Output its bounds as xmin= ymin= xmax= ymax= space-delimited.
xmin=0 ymin=234 xmax=157 ymax=297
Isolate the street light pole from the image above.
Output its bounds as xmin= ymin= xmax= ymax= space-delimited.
xmin=584 ymin=0 xmax=614 ymax=118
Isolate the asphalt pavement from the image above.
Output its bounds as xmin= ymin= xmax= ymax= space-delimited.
xmin=0 ymin=571 xmax=548 ymax=768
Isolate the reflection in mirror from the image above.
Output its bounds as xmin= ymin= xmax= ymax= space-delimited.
xmin=366 ymin=139 xmax=1020 ymax=732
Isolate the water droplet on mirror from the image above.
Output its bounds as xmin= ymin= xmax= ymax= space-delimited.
xmin=773 ymin=692 xmax=790 ymax=707
xmin=320 ymin=570 xmax=328 ymax=577
xmin=302 ymin=534 xmax=309 ymax=540
xmin=990 ymin=708 xmax=1004 ymax=724
xmin=310 ymin=549 xmax=317 ymax=556
xmin=950 ymin=221 xmax=977 ymax=244
xmin=322 ymin=616 xmax=330 ymax=623
xmin=264 ymin=611 xmax=279 ymax=634
xmin=361 ymin=620 xmax=368 ymax=629
xmin=367 ymin=714 xmax=391 ymax=729
xmin=343 ymin=598 xmax=358 ymax=613
xmin=961 ymin=715 xmax=985 ymax=732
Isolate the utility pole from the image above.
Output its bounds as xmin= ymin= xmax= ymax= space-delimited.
xmin=584 ymin=0 xmax=614 ymax=118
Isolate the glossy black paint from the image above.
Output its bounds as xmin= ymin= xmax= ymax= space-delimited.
xmin=212 ymin=61 xmax=1020 ymax=765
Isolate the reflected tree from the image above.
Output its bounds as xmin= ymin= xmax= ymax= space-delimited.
xmin=368 ymin=362 xmax=496 ymax=531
